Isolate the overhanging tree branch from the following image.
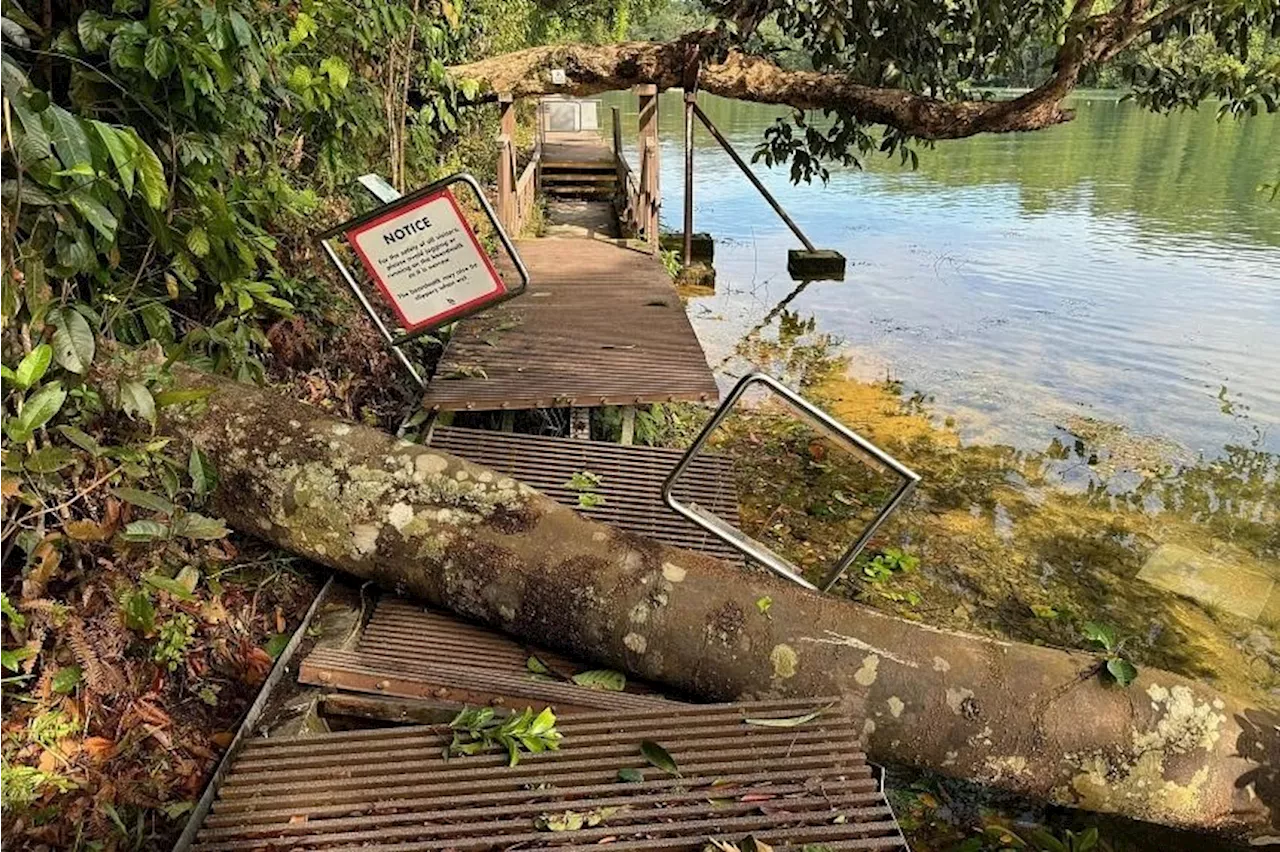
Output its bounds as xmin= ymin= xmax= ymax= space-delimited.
xmin=447 ymin=1 xmax=1231 ymax=141
xmin=448 ymin=36 xmax=1084 ymax=139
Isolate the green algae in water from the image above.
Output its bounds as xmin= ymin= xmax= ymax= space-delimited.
xmin=705 ymin=314 xmax=1279 ymax=706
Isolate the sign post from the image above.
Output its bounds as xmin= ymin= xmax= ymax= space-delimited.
xmin=319 ymin=173 xmax=529 ymax=388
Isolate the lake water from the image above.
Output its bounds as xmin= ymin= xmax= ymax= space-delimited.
xmin=603 ymin=91 xmax=1280 ymax=459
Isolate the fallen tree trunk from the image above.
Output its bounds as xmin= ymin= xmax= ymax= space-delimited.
xmin=158 ymin=365 xmax=1276 ymax=841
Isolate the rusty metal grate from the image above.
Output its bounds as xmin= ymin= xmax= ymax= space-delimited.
xmin=422 ymin=238 xmax=720 ymax=412
xmin=192 ymin=698 xmax=906 ymax=852
xmin=299 ymin=598 xmax=674 ymax=714
xmin=430 ymin=427 xmax=743 ymax=562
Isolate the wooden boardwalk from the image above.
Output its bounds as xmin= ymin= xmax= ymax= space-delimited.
xmin=423 ymin=236 xmax=717 ymax=411
xmin=429 ymin=426 xmax=741 ymax=560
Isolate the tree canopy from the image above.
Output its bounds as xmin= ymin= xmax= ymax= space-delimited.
xmin=452 ymin=0 xmax=1280 ymax=180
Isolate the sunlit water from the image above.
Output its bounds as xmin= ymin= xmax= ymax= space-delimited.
xmin=604 ymin=91 xmax=1280 ymax=459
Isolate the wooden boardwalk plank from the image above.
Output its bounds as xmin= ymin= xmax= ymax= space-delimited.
xmin=423 ymin=238 xmax=719 ymax=411
xmin=429 ymin=426 xmax=742 ymax=562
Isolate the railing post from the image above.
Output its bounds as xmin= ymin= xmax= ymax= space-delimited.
xmin=499 ymin=92 xmax=516 ymax=141
xmin=636 ymin=84 xmax=659 ymax=254
xmin=496 ymin=92 xmax=516 ymax=234
xmin=496 ymin=136 xmax=514 ymax=233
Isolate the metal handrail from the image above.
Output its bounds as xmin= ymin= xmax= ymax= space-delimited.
xmin=662 ymin=373 xmax=920 ymax=592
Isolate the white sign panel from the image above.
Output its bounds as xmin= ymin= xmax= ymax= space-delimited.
xmin=346 ymin=188 xmax=506 ymax=331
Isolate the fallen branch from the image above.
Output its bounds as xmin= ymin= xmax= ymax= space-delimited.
xmin=156 ymin=364 xmax=1276 ymax=840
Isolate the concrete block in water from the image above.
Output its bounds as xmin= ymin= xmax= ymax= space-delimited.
xmin=1137 ymin=543 xmax=1276 ymax=623
xmin=660 ymin=232 xmax=715 ymax=263
xmin=787 ymin=249 xmax=846 ymax=280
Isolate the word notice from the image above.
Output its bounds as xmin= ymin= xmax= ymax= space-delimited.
xmin=346 ymin=189 xmax=506 ymax=331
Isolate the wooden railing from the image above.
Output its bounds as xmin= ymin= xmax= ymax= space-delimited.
xmin=496 ymin=134 xmax=541 ymax=237
xmin=611 ymin=107 xmax=660 ymax=254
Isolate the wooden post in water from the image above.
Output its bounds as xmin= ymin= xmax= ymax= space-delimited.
xmin=683 ymin=91 xmax=696 ymax=267
xmin=637 ymin=84 xmax=660 ymax=254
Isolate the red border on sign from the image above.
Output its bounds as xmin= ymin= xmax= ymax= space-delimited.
xmin=344 ymin=188 xmax=507 ymax=332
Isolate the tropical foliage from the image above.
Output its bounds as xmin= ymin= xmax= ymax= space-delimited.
xmin=0 ymin=0 xmax=630 ymax=845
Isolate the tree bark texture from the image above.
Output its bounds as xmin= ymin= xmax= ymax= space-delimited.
xmin=160 ymin=366 xmax=1277 ymax=841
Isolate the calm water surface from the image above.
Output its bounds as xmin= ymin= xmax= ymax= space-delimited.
xmin=604 ymin=91 xmax=1280 ymax=458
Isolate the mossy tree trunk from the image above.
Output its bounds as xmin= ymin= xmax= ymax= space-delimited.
xmin=160 ymin=365 xmax=1277 ymax=841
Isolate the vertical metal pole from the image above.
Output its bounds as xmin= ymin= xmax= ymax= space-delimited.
xmin=320 ymin=239 xmax=426 ymax=389
xmin=683 ymin=91 xmax=696 ymax=267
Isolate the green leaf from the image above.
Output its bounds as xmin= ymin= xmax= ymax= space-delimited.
xmin=640 ymin=740 xmax=679 ymax=777
xmin=122 ymin=590 xmax=156 ymax=632
xmin=571 ymin=669 xmax=625 ymax=691
xmin=2 ymin=647 xmax=35 ymax=672
xmin=526 ymin=655 xmax=550 ymax=675
xmin=43 ymin=103 xmax=93 ymax=172
xmin=13 ymin=344 xmax=52 ymax=390
xmin=112 ymin=487 xmax=175 ymax=514
xmin=1106 ymin=657 xmax=1138 ymax=687
xmin=143 ymin=572 xmax=194 ymax=600
xmin=264 ymin=633 xmax=289 ymax=660
xmin=1 ymin=593 xmax=26 ymax=628
xmin=171 ymin=512 xmax=228 ymax=540
xmin=10 ymin=89 xmax=52 ymax=158
xmin=188 ymin=446 xmax=217 ymax=496
xmin=119 ymin=379 xmax=155 ymax=425
xmin=616 ymin=767 xmax=644 ymax=783
xmin=755 ymin=596 xmax=773 ymax=615
xmin=51 ymin=665 xmax=83 ymax=694
xmin=185 ymin=225 xmax=210 ymax=257
xmin=7 ymin=381 xmax=66 ymax=442
xmin=228 ymin=11 xmax=253 ymax=47
xmin=91 ymin=120 xmax=135 ymax=196
xmin=48 ymin=306 xmax=95 ymax=374
xmin=564 ymin=470 xmax=602 ymax=491
xmin=154 ymin=387 xmax=214 ymax=407
xmin=121 ymin=519 xmax=169 ymax=542
xmin=143 ymin=37 xmax=176 ymax=79
xmin=743 ymin=703 xmax=832 ymax=728
xmin=125 ymin=128 xmax=166 ymax=210
xmin=577 ymin=492 xmax=606 ymax=509
xmin=24 ymin=446 xmax=75 ymax=473
xmin=1081 ymin=621 xmax=1117 ymax=652
xmin=77 ymin=10 xmax=114 ymax=52
xmin=54 ymin=163 xmax=95 ymax=178
xmin=319 ymin=56 xmax=350 ymax=90
xmin=68 ymin=188 xmax=118 ymax=240
xmin=175 ymin=565 xmax=201 ymax=594
xmin=57 ymin=425 xmax=102 ymax=456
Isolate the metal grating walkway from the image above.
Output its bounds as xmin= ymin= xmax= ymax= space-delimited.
xmin=192 ymin=699 xmax=907 ymax=852
xmin=422 ymin=238 xmax=720 ymax=412
xmin=299 ymin=598 xmax=674 ymax=713
xmin=430 ymin=426 xmax=742 ymax=562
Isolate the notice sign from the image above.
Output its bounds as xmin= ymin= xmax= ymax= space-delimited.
xmin=345 ymin=189 xmax=506 ymax=331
